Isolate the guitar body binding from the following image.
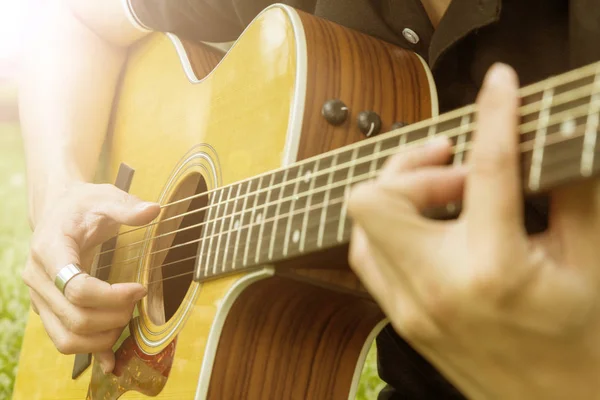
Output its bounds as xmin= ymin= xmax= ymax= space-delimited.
xmin=13 ymin=5 xmax=435 ymax=399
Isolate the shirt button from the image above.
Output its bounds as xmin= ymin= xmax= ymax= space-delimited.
xmin=402 ymin=28 xmax=420 ymax=44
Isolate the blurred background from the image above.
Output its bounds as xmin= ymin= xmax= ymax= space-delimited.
xmin=0 ymin=1 xmax=383 ymax=398
xmin=0 ymin=0 xmax=32 ymax=399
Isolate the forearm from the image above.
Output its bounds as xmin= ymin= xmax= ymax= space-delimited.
xmin=20 ymin=1 xmax=146 ymax=227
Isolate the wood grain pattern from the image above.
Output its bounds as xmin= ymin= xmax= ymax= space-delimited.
xmin=279 ymin=10 xmax=434 ymax=293
xmin=14 ymin=7 xmax=302 ymax=399
xmin=13 ymin=6 xmax=432 ymax=399
xmin=208 ymin=277 xmax=383 ymax=399
xmin=294 ymin=10 xmax=433 ymax=161
xmin=179 ymin=40 xmax=225 ymax=80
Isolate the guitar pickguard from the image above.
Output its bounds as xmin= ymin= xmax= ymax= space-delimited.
xmin=86 ymin=323 xmax=176 ymax=400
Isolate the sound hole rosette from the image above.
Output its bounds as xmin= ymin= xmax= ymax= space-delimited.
xmin=133 ymin=144 xmax=221 ymax=353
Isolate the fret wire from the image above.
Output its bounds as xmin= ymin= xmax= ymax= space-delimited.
xmin=199 ymin=189 xmax=219 ymax=277
xmin=107 ymin=69 xmax=600 ymax=249
xmin=204 ymin=187 xmax=226 ymax=275
xmin=283 ymin=166 xmax=304 ymax=256
xmin=124 ymin=104 xmax=600 ymax=272
xmin=242 ymin=176 xmax=263 ymax=266
xmin=211 ymin=185 xmax=233 ymax=274
xmin=112 ymin=127 xmax=597 ymax=274
xmin=399 ymin=131 xmax=408 ymax=146
xmin=221 ymin=183 xmax=243 ymax=272
xmin=232 ymin=197 xmax=350 ymax=268
xmin=219 ymin=136 xmax=599 ymax=270
xmin=223 ymin=133 xmax=596 ymax=264
xmin=581 ymin=70 xmax=600 ymax=176
xmin=528 ymin=87 xmax=554 ymax=191
xmin=197 ymin=84 xmax=600 ymax=224
xmin=268 ymin=168 xmax=290 ymax=260
xmin=446 ymin=115 xmax=471 ymax=214
xmin=101 ymin=85 xmax=600 ymax=269
xmin=254 ymin=173 xmax=276 ymax=264
xmin=337 ymin=148 xmax=360 ymax=242
xmin=232 ymin=181 xmax=252 ymax=269
xmin=300 ymin=159 xmax=319 ymax=252
xmin=427 ymin=122 xmax=437 ymax=138
xmin=454 ymin=115 xmax=470 ymax=166
xmin=317 ymin=154 xmax=338 ymax=247
xmin=112 ymin=81 xmax=600 ymax=256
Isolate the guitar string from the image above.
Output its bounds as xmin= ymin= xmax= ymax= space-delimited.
xmin=151 ymin=60 xmax=600 ymax=212
xmin=195 ymin=126 xmax=600 ymax=278
xmin=128 ymin=62 xmax=600 ymax=299
xmin=142 ymin=133 xmax=597 ymax=288
xmin=96 ymin=78 xmax=600 ymax=251
xmin=93 ymin=100 xmax=599 ymax=266
xmin=97 ymin=126 xmax=597 ymax=278
xmin=100 ymin=118 xmax=599 ymax=273
xmin=158 ymin=77 xmax=595 ymax=212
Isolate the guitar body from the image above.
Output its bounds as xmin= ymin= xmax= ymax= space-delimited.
xmin=14 ymin=5 xmax=435 ymax=399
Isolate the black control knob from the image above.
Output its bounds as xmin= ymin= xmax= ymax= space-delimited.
xmin=357 ymin=111 xmax=382 ymax=137
xmin=390 ymin=121 xmax=408 ymax=131
xmin=321 ymin=99 xmax=349 ymax=126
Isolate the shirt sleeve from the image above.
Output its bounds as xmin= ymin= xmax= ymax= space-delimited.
xmin=123 ymin=0 xmax=274 ymax=42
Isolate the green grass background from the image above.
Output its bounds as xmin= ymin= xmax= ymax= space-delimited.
xmin=0 ymin=86 xmax=384 ymax=399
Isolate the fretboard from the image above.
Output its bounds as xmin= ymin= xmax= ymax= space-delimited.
xmin=193 ymin=61 xmax=600 ymax=282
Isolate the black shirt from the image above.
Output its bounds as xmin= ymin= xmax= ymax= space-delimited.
xmin=124 ymin=0 xmax=600 ymax=397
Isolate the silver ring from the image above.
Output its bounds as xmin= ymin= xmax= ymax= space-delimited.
xmin=54 ymin=263 xmax=83 ymax=295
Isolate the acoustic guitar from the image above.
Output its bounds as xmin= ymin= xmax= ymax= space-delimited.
xmin=13 ymin=4 xmax=600 ymax=399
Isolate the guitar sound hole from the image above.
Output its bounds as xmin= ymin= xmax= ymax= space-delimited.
xmin=147 ymin=173 xmax=208 ymax=325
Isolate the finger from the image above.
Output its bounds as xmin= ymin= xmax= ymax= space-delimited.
xmin=380 ymin=136 xmax=453 ymax=179
xmin=33 ymin=291 xmax=123 ymax=354
xmin=348 ymin=171 xmax=453 ymax=280
xmin=377 ymin=167 xmax=466 ymax=211
xmin=27 ymin=270 xmax=141 ymax=334
xmin=92 ymin=184 xmax=160 ymax=227
xmin=29 ymin=289 xmax=40 ymax=314
xmin=349 ymin=226 xmax=441 ymax=342
xmin=63 ymin=273 xmax=146 ymax=309
xmin=95 ymin=350 xmax=116 ymax=374
xmin=349 ymin=225 xmax=394 ymax=306
xmin=29 ymin=233 xmax=81 ymax=280
xmin=28 ymin=256 xmax=146 ymax=309
xmin=464 ymin=63 xmax=526 ymax=241
xmin=349 ymin=167 xmax=465 ymax=240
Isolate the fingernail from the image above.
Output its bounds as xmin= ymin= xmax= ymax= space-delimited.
xmin=426 ymin=136 xmax=450 ymax=149
xmin=135 ymin=202 xmax=156 ymax=211
xmin=134 ymin=288 xmax=147 ymax=302
xmin=485 ymin=63 xmax=515 ymax=87
xmin=101 ymin=363 xmax=110 ymax=374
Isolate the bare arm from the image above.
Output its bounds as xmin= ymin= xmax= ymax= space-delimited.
xmin=19 ymin=0 xmax=162 ymax=373
xmin=20 ymin=0 xmax=148 ymax=227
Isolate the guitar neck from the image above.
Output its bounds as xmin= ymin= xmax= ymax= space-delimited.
xmin=194 ymin=61 xmax=600 ymax=282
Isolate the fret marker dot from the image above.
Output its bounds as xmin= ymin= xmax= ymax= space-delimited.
xmin=304 ymin=170 xmax=312 ymax=183
xmin=292 ymin=230 xmax=300 ymax=243
xmin=560 ymin=118 xmax=576 ymax=137
xmin=234 ymin=220 xmax=240 ymax=230
xmin=294 ymin=195 xmax=300 ymax=201
xmin=255 ymin=213 xmax=262 ymax=223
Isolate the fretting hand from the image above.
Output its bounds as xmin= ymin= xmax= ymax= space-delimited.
xmin=348 ymin=63 xmax=600 ymax=399
xmin=22 ymin=182 xmax=159 ymax=374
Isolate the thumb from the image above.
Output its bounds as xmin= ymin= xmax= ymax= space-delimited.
xmin=93 ymin=185 xmax=161 ymax=227
xmin=77 ymin=187 xmax=160 ymax=250
xmin=102 ymin=197 xmax=160 ymax=227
